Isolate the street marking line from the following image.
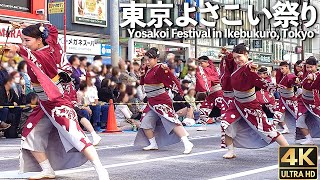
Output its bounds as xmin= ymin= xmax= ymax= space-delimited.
xmin=208 ymin=165 xmax=278 ymax=180
xmin=0 ymin=157 xmax=19 ymax=161
xmin=57 ymin=148 xmax=227 ymax=175
xmin=208 ymin=156 xmax=320 ymax=180
xmin=96 ymin=135 xmax=218 ymax=150
xmin=0 ymin=135 xmax=219 ymax=161
xmin=0 ymin=149 xmax=227 ymax=178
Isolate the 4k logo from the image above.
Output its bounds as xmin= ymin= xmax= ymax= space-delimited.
xmin=279 ymin=146 xmax=318 ymax=180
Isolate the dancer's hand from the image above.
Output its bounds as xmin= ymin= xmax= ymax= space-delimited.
xmin=297 ymin=71 xmax=303 ymax=77
xmin=4 ymin=44 xmax=19 ymax=53
xmin=307 ymin=73 xmax=315 ymax=81
xmin=249 ymin=63 xmax=258 ymax=71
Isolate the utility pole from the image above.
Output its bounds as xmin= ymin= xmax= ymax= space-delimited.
xmin=111 ymin=0 xmax=120 ymax=67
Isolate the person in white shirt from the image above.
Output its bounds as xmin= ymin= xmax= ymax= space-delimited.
xmin=85 ymin=72 xmax=108 ymax=131
xmin=183 ymin=66 xmax=196 ymax=88
xmin=115 ymin=92 xmax=140 ymax=131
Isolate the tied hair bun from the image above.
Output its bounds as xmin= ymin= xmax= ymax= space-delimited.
xmin=233 ymin=43 xmax=249 ymax=54
xmin=146 ymin=47 xmax=160 ymax=59
xmin=306 ymin=56 xmax=318 ymax=65
xmin=39 ymin=24 xmax=49 ymax=40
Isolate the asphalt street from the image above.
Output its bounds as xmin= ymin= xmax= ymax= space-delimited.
xmin=0 ymin=123 xmax=319 ymax=180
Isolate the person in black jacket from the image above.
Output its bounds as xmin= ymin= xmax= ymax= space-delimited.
xmin=0 ymin=77 xmax=20 ymax=131
xmin=98 ymin=78 xmax=114 ymax=103
xmin=0 ymin=64 xmax=9 ymax=86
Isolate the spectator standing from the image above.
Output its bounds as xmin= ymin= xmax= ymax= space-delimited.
xmin=105 ymin=65 xmax=113 ymax=79
xmin=10 ymin=71 xmax=25 ymax=104
xmin=79 ymin=56 xmax=88 ymax=79
xmin=17 ymin=61 xmax=32 ymax=94
xmin=119 ymin=60 xmax=136 ymax=85
xmin=165 ymin=53 xmax=175 ymax=66
xmin=110 ymin=67 xmax=121 ymax=84
xmin=69 ymin=55 xmax=81 ymax=91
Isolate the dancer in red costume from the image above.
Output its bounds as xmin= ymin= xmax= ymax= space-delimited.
xmin=195 ymin=56 xmax=227 ymax=131
xmin=218 ymin=47 xmax=237 ymax=148
xmin=274 ymin=62 xmax=298 ymax=134
xmin=221 ymin=43 xmax=289 ymax=159
xmin=256 ymin=67 xmax=278 ymax=119
xmin=5 ymin=23 xmax=109 ymax=180
xmin=134 ymin=48 xmax=193 ymax=154
xmin=296 ymin=56 xmax=320 ymax=144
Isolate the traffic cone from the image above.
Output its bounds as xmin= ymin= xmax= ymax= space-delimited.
xmin=104 ymin=99 xmax=122 ymax=133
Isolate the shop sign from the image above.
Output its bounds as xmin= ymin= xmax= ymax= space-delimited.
xmin=0 ymin=23 xmax=23 ymax=44
xmin=100 ymin=44 xmax=122 ymax=56
xmin=256 ymin=54 xmax=272 ymax=63
xmin=48 ymin=2 xmax=64 ymax=14
xmin=0 ymin=0 xmax=31 ymax=12
xmin=58 ymin=34 xmax=101 ymax=55
xmin=73 ymin=0 xmax=107 ymax=27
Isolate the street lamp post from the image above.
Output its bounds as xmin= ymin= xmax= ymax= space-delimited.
xmin=111 ymin=0 xmax=120 ymax=67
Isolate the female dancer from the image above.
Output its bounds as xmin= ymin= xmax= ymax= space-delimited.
xmin=134 ymin=48 xmax=193 ymax=154
xmin=296 ymin=56 xmax=320 ymax=144
xmin=274 ymin=61 xmax=298 ymax=134
xmin=5 ymin=23 xmax=109 ymax=180
xmin=256 ymin=67 xmax=277 ymax=119
xmin=221 ymin=43 xmax=289 ymax=159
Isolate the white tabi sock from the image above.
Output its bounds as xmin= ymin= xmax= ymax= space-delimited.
xmin=39 ymin=159 xmax=54 ymax=172
xmin=91 ymin=131 xmax=98 ymax=137
xmin=227 ymin=143 xmax=234 ymax=151
xmin=305 ymin=134 xmax=312 ymax=140
xmin=149 ymin=137 xmax=157 ymax=146
xmin=283 ymin=124 xmax=289 ymax=130
xmin=91 ymin=159 xmax=109 ymax=179
xmin=181 ymin=136 xmax=190 ymax=145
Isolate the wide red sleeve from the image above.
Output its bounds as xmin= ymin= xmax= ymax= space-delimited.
xmin=156 ymin=65 xmax=183 ymax=96
xmin=44 ymin=24 xmax=72 ymax=74
xmin=311 ymin=72 xmax=320 ymax=90
xmin=245 ymin=64 xmax=277 ymax=94
xmin=276 ymin=69 xmax=283 ymax=84
xmin=44 ymin=24 xmax=59 ymax=47
xmin=207 ymin=61 xmax=220 ymax=85
xmin=18 ymin=46 xmax=58 ymax=80
xmin=195 ymin=67 xmax=210 ymax=92
xmin=287 ymin=74 xmax=298 ymax=88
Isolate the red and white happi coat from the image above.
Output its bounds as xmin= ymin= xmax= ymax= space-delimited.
xmin=195 ymin=61 xmax=227 ymax=118
xmin=220 ymin=62 xmax=280 ymax=148
xmin=274 ymin=71 xmax=298 ymax=122
xmin=19 ymin=25 xmax=91 ymax=151
xmin=141 ymin=64 xmax=183 ymax=124
xmin=219 ymin=52 xmax=237 ymax=106
xmin=295 ymin=71 xmax=320 ymax=140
